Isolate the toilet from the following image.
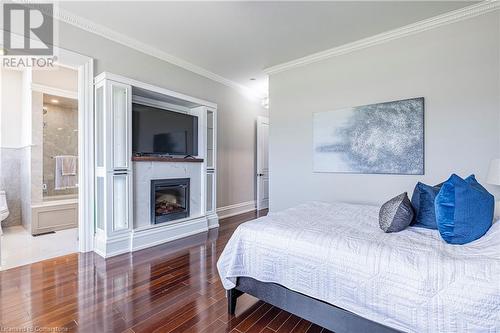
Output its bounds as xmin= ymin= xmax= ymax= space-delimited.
xmin=0 ymin=191 xmax=9 ymax=235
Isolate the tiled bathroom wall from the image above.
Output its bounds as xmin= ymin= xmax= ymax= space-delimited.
xmin=42 ymin=101 xmax=78 ymax=197
xmin=0 ymin=148 xmax=24 ymax=227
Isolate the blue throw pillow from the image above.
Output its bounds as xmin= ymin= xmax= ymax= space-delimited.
xmin=435 ymin=174 xmax=494 ymax=245
xmin=464 ymin=174 xmax=488 ymax=192
xmin=411 ymin=182 xmax=442 ymax=229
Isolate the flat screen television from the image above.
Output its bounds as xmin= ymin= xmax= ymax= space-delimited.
xmin=132 ymin=103 xmax=198 ymax=156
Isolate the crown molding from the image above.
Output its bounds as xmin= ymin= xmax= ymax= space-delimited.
xmin=264 ymin=1 xmax=500 ymax=75
xmin=53 ymin=7 xmax=265 ymax=99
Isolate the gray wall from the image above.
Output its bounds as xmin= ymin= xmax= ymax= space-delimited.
xmin=269 ymin=13 xmax=500 ymax=211
xmin=56 ymin=22 xmax=268 ymax=209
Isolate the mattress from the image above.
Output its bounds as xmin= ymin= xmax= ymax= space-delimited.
xmin=217 ymin=201 xmax=500 ymax=333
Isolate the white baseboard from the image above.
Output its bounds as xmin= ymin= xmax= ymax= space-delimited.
xmin=94 ymin=214 xmax=220 ymax=258
xmin=207 ymin=213 xmax=220 ymax=229
xmin=131 ymin=216 xmax=208 ymax=252
xmin=217 ymin=200 xmax=256 ymax=219
xmin=93 ymin=232 xmax=131 ymax=258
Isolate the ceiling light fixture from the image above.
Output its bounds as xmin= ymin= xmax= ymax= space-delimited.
xmin=51 ymin=99 xmax=59 ymax=104
xmin=249 ymin=78 xmax=256 ymax=81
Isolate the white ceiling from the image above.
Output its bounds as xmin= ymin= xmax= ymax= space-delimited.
xmin=59 ymin=1 xmax=474 ymax=96
xmin=43 ymin=94 xmax=78 ymax=109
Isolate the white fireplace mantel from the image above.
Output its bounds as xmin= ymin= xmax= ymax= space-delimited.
xmin=93 ymin=72 xmax=218 ymax=258
xmin=133 ymin=161 xmax=204 ymax=229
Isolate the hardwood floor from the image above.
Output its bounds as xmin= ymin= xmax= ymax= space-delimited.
xmin=0 ymin=210 xmax=331 ymax=333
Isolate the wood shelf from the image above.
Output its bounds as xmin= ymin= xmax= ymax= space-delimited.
xmin=132 ymin=156 xmax=204 ymax=163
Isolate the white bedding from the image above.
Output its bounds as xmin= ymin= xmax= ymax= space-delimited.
xmin=217 ymin=202 xmax=500 ymax=333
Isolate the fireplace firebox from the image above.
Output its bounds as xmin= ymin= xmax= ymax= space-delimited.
xmin=151 ymin=178 xmax=190 ymax=224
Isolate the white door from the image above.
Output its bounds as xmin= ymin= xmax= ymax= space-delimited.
xmin=257 ymin=116 xmax=269 ymax=210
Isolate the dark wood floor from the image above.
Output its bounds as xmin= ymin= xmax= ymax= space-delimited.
xmin=0 ymin=210 xmax=332 ymax=333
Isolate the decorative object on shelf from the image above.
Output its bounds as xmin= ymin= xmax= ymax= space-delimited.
xmin=486 ymin=158 xmax=500 ymax=218
xmin=313 ymin=97 xmax=424 ymax=174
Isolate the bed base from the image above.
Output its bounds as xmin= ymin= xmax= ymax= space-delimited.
xmin=229 ymin=277 xmax=401 ymax=333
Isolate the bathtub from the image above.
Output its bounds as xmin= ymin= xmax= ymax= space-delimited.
xmin=31 ymin=196 xmax=78 ymax=235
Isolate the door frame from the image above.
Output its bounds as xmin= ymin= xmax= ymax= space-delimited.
xmin=51 ymin=47 xmax=94 ymax=253
xmin=256 ymin=116 xmax=269 ymax=211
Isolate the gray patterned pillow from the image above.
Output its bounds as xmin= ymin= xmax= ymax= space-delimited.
xmin=379 ymin=192 xmax=414 ymax=233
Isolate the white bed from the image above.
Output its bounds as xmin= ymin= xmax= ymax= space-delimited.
xmin=217 ymin=201 xmax=500 ymax=333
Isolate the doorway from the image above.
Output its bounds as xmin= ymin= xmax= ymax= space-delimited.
xmin=256 ymin=116 xmax=269 ymax=211
xmin=0 ymin=48 xmax=93 ymax=269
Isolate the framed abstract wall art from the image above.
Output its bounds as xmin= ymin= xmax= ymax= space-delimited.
xmin=313 ymin=97 xmax=424 ymax=174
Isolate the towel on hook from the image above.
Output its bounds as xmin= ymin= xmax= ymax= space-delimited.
xmin=55 ymin=156 xmax=78 ymax=190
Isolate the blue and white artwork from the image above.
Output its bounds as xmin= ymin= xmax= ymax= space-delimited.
xmin=313 ymin=98 xmax=424 ymax=174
